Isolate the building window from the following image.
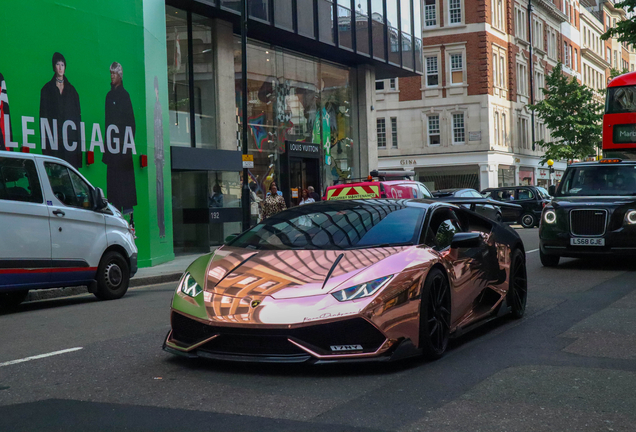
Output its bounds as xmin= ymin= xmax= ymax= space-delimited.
xmin=547 ymin=27 xmax=557 ymax=59
xmin=515 ymin=7 xmax=527 ymax=41
xmin=501 ymin=113 xmax=507 ymax=144
xmin=607 ymin=47 xmax=611 ymax=63
xmin=428 ymin=115 xmax=441 ymax=145
xmin=574 ymin=48 xmax=578 ymax=71
xmin=424 ymin=0 xmax=437 ymax=27
xmin=492 ymin=0 xmax=505 ymax=31
xmin=452 ymin=113 xmax=465 ymax=144
xmin=450 ymin=53 xmax=463 ymax=84
xmin=564 ymin=43 xmax=570 ymax=68
xmin=390 ymin=117 xmax=398 ymax=148
xmin=614 ymin=50 xmax=618 ymax=68
xmin=533 ymin=19 xmax=543 ymax=51
xmin=494 ymin=111 xmax=499 ymax=146
xmin=375 ymin=80 xmax=385 ymax=91
xmin=426 ymin=56 xmax=439 ymax=86
xmin=534 ymin=71 xmax=545 ymax=101
xmin=517 ymin=62 xmax=528 ymax=96
xmin=492 ymin=45 xmax=507 ymax=91
xmin=377 ymin=118 xmax=386 ymax=148
xmin=389 ymin=78 xmax=396 ymax=90
xmin=518 ymin=117 xmax=528 ymax=149
xmin=449 ymin=0 xmax=462 ymax=24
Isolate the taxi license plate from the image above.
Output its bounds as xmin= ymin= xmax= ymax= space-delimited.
xmin=570 ymin=238 xmax=605 ymax=246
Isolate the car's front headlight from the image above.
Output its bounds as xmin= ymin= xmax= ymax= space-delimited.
xmin=544 ymin=209 xmax=557 ymax=224
xmin=178 ymin=272 xmax=203 ymax=298
xmin=625 ymin=210 xmax=636 ymax=225
xmin=331 ymin=276 xmax=393 ymax=302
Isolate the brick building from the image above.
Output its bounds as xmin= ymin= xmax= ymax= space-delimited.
xmin=375 ymin=0 xmax=635 ymax=191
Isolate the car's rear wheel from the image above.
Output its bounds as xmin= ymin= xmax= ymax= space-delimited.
xmin=94 ymin=251 xmax=130 ymax=300
xmin=520 ymin=213 xmax=536 ymax=228
xmin=419 ymin=268 xmax=451 ymax=360
xmin=540 ymin=250 xmax=560 ymax=267
xmin=508 ymin=249 xmax=527 ymax=319
xmin=0 ymin=290 xmax=29 ymax=311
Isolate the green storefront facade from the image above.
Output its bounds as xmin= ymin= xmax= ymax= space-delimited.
xmin=0 ymin=0 xmax=421 ymax=267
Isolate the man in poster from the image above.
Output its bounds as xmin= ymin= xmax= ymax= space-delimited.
xmin=103 ymin=62 xmax=137 ymax=216
xmin=153 ymin=76 xmax=165 ymax=238
xmin=0 ymin=73 xmax=10 ymax=151
xmin=40 ymin=52 xmax=82 ymax=168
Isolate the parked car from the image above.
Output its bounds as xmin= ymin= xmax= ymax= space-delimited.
xmin=432 ymin=188 xmax=503 ymax=222
xmin=324 ymin=170 xmax=433 ymax=201
xmin=540 ymin=159 xmax=636 ymax=266
xmin=163 ymin=199 xmax=527 ymax=364
xmin=0 ymin=151 xmax=137 ymax=310
xmin=481 ymin=186 xmax=551 ymax=228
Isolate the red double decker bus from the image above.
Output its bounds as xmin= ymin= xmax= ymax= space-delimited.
xmin=604 ymin=71 xmax=636 ymax=158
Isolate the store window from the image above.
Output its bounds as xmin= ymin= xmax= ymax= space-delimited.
xmin=498 ymin=166 xmax=515 ymax=187
xmin=166 ymin=6 xmax=191 ymax=148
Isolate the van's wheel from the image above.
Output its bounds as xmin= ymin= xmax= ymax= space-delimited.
xmin=508 ymin=249 xmax=527 ymax=319
xmin=520 ymin=213 xmax=536 ymax=228
xmin=419 ymin=268 xmax=451 ymax=360
xmin=94 ymin=251 xmax=130 ymax=300
xmin=540 ymin=250 xmax=560 ymax=267
xmin=0 ymin=290 xmax=29 ymax=311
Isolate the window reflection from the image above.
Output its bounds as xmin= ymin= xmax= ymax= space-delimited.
xmin=371 ymin=0 xmax=385 ymax=59
xmin=249 ymin=0 xmax=269 ymax=21
xmin=355 ymin=0 xmax=370 ymax=55
xmin=191 ymin=14 xmax=218 ymax=149
xmin=318 ymin=0 xmax=335 ymax=44
xmin=297 ymin=0 xmax=315 ymax=38
xmin=274 ymin=0 xmax=293 ymax=29
xmin=166 ymin=6 xmax=191 ymax=147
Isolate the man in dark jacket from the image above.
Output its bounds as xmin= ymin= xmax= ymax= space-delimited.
xmin=40 ymin=52 xmax=82 ymax=168
xmin=103 ymin=62 xmax=137 ymax=214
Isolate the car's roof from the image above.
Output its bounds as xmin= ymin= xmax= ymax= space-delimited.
xmin=433 ymin=188 xmax=474 ymax=193
xmin=326 ymin=179 xmax=419 ymax=188
xmin=0 ymin=150 xmax=72 ymax=164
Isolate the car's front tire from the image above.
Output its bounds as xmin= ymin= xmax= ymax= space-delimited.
xmin=540 ymin=250 xmax=560 ymax=267
xmin=94 ymin=251 xmax=130 ymax=300
xmin=520 ymin=213 xmax=536 ymax=228
xmin=508 ymin=249 xmax=527 ymax=319
xmin=419 ymin=268 xmax=451 ymax=360
xmin=0 ymin=290 xmax=29 ymax=311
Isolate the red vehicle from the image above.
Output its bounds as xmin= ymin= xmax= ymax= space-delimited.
xmin=324 ymin=171 xmax=433 ymax=201
xmin=604 ymin=71 xmax=636 ymax=158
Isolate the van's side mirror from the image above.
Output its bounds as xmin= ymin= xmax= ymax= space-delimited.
xmin=94 ymin=188 xmax=108 ymax=211
xmin=548 ymin=185 xmax=556 ymax=196
xmin=224 ymin=233 xmax=240 ymax=244
xmin=450 ymin=232 xmax=482 ymax=249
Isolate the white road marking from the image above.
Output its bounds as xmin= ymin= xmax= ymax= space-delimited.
xmin=0 ymin=347 xmax=83 ymax=367
xmin=527 ymin=249 xmax=539 ymax=253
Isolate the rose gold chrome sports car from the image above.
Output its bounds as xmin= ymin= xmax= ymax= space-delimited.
xmin=163 ymin=199 xmax=527 ymax=363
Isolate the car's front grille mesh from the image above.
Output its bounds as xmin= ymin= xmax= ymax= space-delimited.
xmin=170 ymin=312 xmax=386 ymax=356
xmin=570 ymin=210 xmax=607 ymax=236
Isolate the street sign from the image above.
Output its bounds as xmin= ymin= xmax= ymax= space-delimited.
xmin=242 ymin=154 xmax=254 ymax=168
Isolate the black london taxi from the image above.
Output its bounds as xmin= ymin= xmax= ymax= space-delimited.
xmin=539 ymin=158 xmax=636 ymax=266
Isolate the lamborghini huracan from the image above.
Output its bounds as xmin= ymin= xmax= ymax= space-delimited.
xmin=163 ymin=199 xmax=527 ymax=364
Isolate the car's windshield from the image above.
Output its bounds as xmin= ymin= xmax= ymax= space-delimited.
xmin=558 ymin=165 xmax=636 ymax=196
xmin=229 ymin=201 xmax=424 ymax=250
xmin=536 ymin=186 xmax=551 ymax=199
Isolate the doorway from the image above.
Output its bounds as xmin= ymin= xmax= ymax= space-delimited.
xmin=289 ymin=157 xmax=321 ymax=203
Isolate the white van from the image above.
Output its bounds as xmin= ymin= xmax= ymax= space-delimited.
xmin=0 ymin=150 xmax=137 ymax=309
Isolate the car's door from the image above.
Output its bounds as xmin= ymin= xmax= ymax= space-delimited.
xmin=466 ymin=189 xmax=499 ymax=220
xmin=515 ymin=187 xmax=536 ymax=215
xmin=423 ymin=206 xmax=489 ymax=326
xmin=0 ymin=155 xmax=51 ymax=289
xmin=42 ymin=161 xmax=106 ymax=284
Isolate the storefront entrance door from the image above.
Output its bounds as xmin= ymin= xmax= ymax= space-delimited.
xmin=282 ymin=141 xmax=322 ymax=207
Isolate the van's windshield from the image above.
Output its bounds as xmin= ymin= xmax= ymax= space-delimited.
xmin=558 ymin=165 xmax=636 ymax=196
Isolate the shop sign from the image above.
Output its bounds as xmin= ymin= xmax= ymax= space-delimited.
xmin=469 ymin=131 xmax=481 ymax=141
xmin=556 ymin=171 xmax=563 ymax=180
xmin=288 ymin=142 xmax=321 ymax=158
xmin=291 ymin=188 xmax=299 ymax=198
xmin=538 ymin=169 xmax=548 ymax=179
xmin=400 ymin=159 xmax=417 ymax=165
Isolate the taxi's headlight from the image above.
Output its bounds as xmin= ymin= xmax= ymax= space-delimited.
xmin=625 ymin=210 xmax=636 ymax=225
xmin=177 ymin=272 xmax=203 ymax=298
xmin=332 ymin=276 xmax=393 ymax=302
xmin=544 ymin=210 xmax=557 ymax=224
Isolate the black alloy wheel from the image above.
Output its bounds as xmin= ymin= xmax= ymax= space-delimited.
xmin=508 ymin=249 xmax=527 ymax=319
xmin=419 ymin=268 xmax=451 ymax=360
xmin=520 ymin=213 xmax=536 ymax=229
xmin=0 ymin=290 xmax=29 ymax=311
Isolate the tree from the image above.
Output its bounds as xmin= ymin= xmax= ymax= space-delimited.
xmin=601 ymin=1 xmax=636 ymax=46
xmin=529 ymin=63 xmax=603 ymax=163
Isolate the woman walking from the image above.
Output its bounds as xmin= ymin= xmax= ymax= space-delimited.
xmin=262 ymin=183 xmax=286 ymax=220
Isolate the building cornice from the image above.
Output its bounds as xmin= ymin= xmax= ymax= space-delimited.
xmin=582 ymin=46 xmax=611 ymax=68
xmin=534 ymin=0 xmax=568 ymax=23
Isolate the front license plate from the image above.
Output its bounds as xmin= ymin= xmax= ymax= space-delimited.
xmin=570 ymin=237 xmax=605 ymax=246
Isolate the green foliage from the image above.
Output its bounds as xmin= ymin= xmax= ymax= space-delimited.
xmin=529 ymin=63 xmax=603 ymax=163
xmin=601 ymin=1 xmax=636 ymax=45
xmin=609 ymin=68 xmax=629 ymax=81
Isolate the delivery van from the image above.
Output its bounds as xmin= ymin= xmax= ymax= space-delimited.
xmin=0 ymin=151 xmax=137 ymax=309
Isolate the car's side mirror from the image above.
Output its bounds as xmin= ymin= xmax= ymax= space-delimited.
xmin=224 ymin=233 xmax=240 ymax=244
xmin=450 ymin=232 xmax=482 ymax=249
xmin=548 ymin=185 xmax=556 ymax=196
xmin=94 ymin=187 xmax=108 ymax=211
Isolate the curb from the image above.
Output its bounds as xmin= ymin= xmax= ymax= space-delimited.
xmin=25 ymin=272 xmax=182 ymax=303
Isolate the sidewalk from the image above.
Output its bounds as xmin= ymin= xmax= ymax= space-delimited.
xmin=26 ymin=253 xmax=206 ymax=303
